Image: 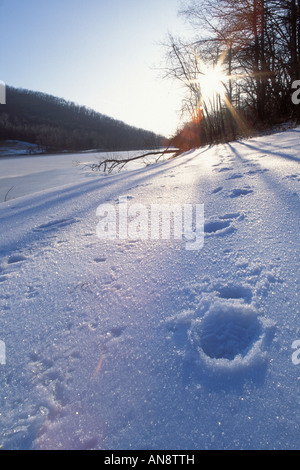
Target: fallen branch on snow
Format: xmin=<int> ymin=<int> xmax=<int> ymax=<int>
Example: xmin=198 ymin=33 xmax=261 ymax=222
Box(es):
xmin=4 ymin=186 xmax=14 ymax=202
xmin=84 ymin=148 xmax=180 ymax=174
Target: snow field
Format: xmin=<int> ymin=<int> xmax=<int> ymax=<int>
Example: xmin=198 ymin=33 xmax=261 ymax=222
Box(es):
xmin=0 ymin=128 xmax=299 ymax=449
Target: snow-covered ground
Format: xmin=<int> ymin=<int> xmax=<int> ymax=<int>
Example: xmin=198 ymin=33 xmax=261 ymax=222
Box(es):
xmin=0 ymin=128 xmax=299 ymax=450
xmin=0 ymin=147 xmax=154 ymax=202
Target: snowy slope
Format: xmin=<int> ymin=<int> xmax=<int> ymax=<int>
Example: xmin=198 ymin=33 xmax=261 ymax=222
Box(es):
xmin=0 ymin=128 xmax=299 ymax=450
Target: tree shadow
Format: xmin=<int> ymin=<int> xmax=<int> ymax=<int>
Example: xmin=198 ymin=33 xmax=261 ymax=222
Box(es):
xmin=236 ymin=140 xmax=300 ymax=163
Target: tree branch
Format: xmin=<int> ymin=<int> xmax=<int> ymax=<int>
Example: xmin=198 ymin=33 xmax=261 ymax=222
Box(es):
xmin=4 ymin=186 xmax=14 ymax=202
xmin=84 ymin=148 xmax=180 ymax=174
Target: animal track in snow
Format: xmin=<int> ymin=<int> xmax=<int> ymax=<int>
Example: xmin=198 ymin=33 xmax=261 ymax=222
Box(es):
xmin=114 ymin=195 xmax=134 ymax=203
xmin=24 ymin=285 xmax=41 ymax=299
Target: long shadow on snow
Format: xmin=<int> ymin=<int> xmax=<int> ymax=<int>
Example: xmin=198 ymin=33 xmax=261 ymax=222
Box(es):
xmin=236 ymin=139 xmax=300 ymax=164
xmin=0 ymin=148 xmax=208 ymax=256
xmin=226 ymin=142 xmax=300 ymax=221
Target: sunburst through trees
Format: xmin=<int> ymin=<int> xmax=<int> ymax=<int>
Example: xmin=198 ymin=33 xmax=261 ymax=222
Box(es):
xmin=164 ymin=0 xmax=300 ymax=149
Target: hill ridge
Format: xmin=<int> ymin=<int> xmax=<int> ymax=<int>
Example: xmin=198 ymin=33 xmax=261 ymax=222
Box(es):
xmin=0 ymin=86 xmax=163 ymax=152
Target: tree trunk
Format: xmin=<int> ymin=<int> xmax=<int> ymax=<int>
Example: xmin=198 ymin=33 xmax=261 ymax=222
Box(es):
xmin=253 ymin=0 xmax=266 ymax=121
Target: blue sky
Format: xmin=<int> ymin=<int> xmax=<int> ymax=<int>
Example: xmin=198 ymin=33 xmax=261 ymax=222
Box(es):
xmin=0 ymin=0 xmax=191 ymax=137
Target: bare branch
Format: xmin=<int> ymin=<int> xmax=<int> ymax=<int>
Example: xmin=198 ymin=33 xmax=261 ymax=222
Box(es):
xmin=4 ymin=186 xmax=14 ymax=202
xmin=84 ymin=148 xmax=180 ymax=174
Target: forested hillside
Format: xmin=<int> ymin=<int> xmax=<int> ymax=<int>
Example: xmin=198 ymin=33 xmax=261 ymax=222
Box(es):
xmin=0 ymin=86 xmax=163 ymax=152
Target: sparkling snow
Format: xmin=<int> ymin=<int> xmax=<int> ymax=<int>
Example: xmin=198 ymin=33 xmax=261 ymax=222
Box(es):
xmin=0 ymin=129 xmax=299 ymax=450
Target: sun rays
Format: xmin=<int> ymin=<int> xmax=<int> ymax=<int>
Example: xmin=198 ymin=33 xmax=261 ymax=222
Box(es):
xmin=185 ymin=46 xmax=252 ymax=137
xmin=199 ymin=63 xmax=228 ymax=102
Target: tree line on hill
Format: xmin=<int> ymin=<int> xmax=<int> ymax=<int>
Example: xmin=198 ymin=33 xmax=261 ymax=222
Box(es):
xmin=0 ymin=86 xmax=164 ymax=152
xmin=164 ymin=0 xmax=300 ymax=150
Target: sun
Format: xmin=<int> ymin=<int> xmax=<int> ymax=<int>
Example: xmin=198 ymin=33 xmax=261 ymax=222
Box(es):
xmin=199 ymin=64 xmax=228 ymax=103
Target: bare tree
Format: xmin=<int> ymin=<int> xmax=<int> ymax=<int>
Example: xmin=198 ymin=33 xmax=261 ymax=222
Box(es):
xmin=163 ymin=0 xmax=300 ymax=147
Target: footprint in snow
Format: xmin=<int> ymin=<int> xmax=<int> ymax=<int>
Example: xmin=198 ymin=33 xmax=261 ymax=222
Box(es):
xmin=211 ymin=186 xmax=223 ymax=194
xmin=226 ymin=173 xmax=244 ymax=180
xmin=214 ymin=281 xmax=253 ymax=303
xmin=219 ymin=212 xmax=245 ymax=220
xmin=167 ymin=297 xmax=275 ymax=375
xmin=246 ymin=168 xmax=269 ymax=176
xmin=286 ymin=174 xmax=300 ymax=182
xmin=216 ymin=166 xmax=234 ymax=173
xmin=189 ymin=301 xmax=262 ymax=361
xmin=0 ymin=254 xmax=28 ymax=286
xmin=229 ymin=187 xmax=253 ymax=198
xmin=94 ymin=257 xmax=106 ymax=263
xmin=204 ymin=219 xmax=233 ymax=235
xmin=106 ymin=325 xmax=126 ymax=339
xmin=204 ymin=212 xmax=243 ymax=236
xmin=7 ymin=254 xmax=27 ymax=264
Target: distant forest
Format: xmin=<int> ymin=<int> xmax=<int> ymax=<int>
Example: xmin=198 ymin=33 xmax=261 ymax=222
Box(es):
xmin=0 ymin=86 xmax=164 ymax=152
